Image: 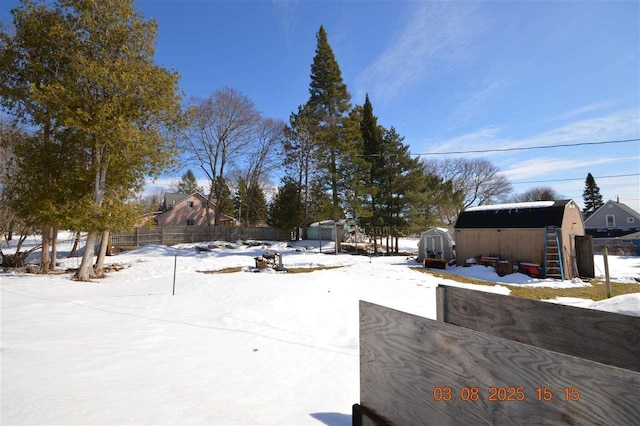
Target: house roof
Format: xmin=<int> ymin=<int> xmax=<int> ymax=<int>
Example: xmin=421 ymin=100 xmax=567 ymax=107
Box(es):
xmin=163 ymin=192 xmax=208 ymax=211
xmin=158 ymin=192 xmax=236 ymax=223
xmin=584 ymin=199 xmax=640 ymax=225
xmin=455 ymin=200 xmax=573 ymax=229
xmin=617 ymin=231 xmax=640 ymax=240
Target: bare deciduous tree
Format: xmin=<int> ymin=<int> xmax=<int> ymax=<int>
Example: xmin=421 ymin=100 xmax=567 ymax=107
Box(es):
xmin=234 ymin=118 xmax=285 ymax=225
xmin=182 ymin=87 xmax=260 ymax=225
xmin=423 ymin=158 xmax=512 ymax=223
xmin=509 ymin=186 xmax=564 ymax=202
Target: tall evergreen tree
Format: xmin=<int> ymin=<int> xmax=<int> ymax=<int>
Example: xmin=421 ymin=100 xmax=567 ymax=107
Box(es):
xmin=582 ymin=172 xmax=604 ymax=218
xmin=377 ymin=126 xmax=425 ymax=227
xmin=340 ymin=105 xmax=371 ymax=222
xmin=305 ymin=25 xmax=351 ymax=220
xmin=360 ymin=94 xmax=385 ymax=226
xmin=284 ymin=104 xmax=317 ymax=237
xmin=173 ymin=169 xmax=203 ymax=194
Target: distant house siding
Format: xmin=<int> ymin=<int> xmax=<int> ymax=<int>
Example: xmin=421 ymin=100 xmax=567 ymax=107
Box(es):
xmin=584 ymin=200 xmax=640 ymax=237
xmin=156 ymin=194 xmax=209 ymax=227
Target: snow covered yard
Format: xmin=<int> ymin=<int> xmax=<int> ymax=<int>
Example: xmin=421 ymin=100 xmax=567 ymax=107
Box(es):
xmin=1 ymin=236 xmax=639 ymax=425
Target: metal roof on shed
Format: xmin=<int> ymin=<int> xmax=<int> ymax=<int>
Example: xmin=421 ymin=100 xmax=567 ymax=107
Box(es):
xmin=454 ymin=200 xmax=572 ymax=229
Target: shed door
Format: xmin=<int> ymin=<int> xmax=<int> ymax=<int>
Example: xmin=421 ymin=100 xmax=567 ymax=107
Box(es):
xmin=428 ymin=235 xmax=444 ymax=259
xmin=575 ymin=235 xmax=595 ymax=278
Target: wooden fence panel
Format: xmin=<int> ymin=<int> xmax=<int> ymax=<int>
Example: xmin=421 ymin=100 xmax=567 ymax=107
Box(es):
xmin=436 ymin=285 xmax=640 ymax=371
xmin=359 ymin=301 xmax=640 ymax=426
xmin=111 ymin=225 xmax=291 ymax=247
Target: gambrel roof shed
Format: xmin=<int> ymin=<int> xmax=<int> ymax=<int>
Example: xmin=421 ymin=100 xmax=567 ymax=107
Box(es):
xmin=455 ymin=200 xmax=571 ymax=229
xmin=454 ymin=200 xmax=589 ymax=279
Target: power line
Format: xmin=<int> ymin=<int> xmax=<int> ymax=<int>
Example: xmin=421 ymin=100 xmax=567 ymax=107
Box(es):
xmin=411 ymin=138 xmax=639 ymax=156
xmin=511 ymin=173 xmax=640 ymax=185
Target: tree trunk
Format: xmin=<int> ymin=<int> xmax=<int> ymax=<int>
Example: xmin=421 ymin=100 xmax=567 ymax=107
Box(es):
xmin=40 ymin=226 xmax=51 ymax=273
xmin=94 ymin=230 xmax=109 ymax=276
xmin=330 ymin=147 xmax=339 ymax=220
xmin=214 ymin=158 xmax=226 ymax=226
xmin=302 ymin=153 xmax=309 ymax=240
xmin=76 ymin=158 xmax=107 ymax=281
xmin=69 ymin=231 xmax=81 ymax=257
xmin=49 ymin=227 xmax=58 ymax=271
xmin=75 ymin=231 xmax=97 ymax=281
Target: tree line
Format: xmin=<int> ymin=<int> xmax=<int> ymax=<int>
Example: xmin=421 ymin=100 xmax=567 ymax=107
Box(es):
xmin=0 ymin=1 xmax=606 ymax=279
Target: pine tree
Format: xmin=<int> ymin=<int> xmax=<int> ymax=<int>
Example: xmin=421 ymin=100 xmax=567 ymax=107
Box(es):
xmin=582 ymin=173 xmax=604 ymax=218
xmin=360 ymin=94 xmax=384 ymax=226
xmin=340 ymin=105 xmax=371 ymax=222
xmin=174 ymin=169 xmax=203 ymax=194
xmin=234 ymin=177 xmax=267 ymax=225
xmin=284 ymin=104 xmax=318 ymax=237
xmin=216 ymin=177 xmax=234 ymax=218
xmin=268 ymin=177 xmax=303 ymax=230
xmin=378 ymin=127 xmax=425 ymax=227
xmin=306 ymin=25 xmax=351 ymax=220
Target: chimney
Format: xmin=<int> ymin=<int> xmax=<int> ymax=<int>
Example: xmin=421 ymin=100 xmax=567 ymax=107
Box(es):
xmin=616 ymin=195 xmax=619 ymax=203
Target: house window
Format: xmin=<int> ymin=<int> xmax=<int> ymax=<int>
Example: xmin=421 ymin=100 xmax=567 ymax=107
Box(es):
xmin=188 ymin=201 xmax=194 ymax=208
xmin=187 ymin=219 xmax=195 ymax=226
xmin=628 ymin=217 xmax=635 ymax=224
xmin=606 ymin=215 xmax=615 ymax=227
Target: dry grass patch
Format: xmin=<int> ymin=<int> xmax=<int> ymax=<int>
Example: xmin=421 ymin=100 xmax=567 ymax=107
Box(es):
xmin=412 ymin=267 xmax=640 ymax=301
xmin=197 ymin=267 xmax=243 ymax=274
xmin=198 ymin=265 xmax=344 ymax=274
xmin=284 ymin=266 xmax=344 ymax=274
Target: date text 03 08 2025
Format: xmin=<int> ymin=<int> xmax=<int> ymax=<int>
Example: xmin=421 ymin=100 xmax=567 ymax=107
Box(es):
xmin=432 ymin=386 xmax=581 ymax=402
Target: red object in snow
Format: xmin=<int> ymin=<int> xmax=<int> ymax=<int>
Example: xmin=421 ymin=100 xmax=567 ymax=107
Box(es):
xmin=519 ymin=262 xmax=541 ymax=277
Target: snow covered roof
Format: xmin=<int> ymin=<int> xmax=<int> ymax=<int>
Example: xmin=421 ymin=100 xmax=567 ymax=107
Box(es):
xmin=466 ymin=201 xmax=554 ymax=212
xmin=455 ymin=200 xmax=573 ymax=229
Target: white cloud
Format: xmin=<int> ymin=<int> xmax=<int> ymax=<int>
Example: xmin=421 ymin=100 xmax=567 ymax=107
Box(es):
xmin=449 ymin=78 xmax=511 ymax=125
xmin=549 ymin=100 xmax=617 ymax=122
xmin=354 ymin=2 xmax=483 ymax=103
xmin=422 ymin=107 xmax=640 ymax=155
xmin=502 ymin=156 xmax=625 ymax=181
xmin=424 ymin=125 xmax=503 ymax=154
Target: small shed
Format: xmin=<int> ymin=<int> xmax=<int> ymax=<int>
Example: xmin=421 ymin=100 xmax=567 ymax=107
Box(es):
xmin=454 ymin=200 xmax=590 ymax=279
xmin=417 ymin=228 xmax=456 ymax=263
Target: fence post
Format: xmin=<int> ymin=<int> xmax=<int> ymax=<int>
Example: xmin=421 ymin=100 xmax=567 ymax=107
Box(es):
xmin=135 ymin=227 xmax=139 ymax=247
xmin=436 ymin=285 xmax=447 ymax=322
xmin=603 ymin=246 xmax=612 ymax=298
xmin=161 ymin=226 xmax=165 ymax=245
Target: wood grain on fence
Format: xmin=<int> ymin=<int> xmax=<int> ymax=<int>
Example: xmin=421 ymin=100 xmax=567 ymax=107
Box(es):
xmin=360 ymin=300 xmax=640 ymax=426
xmin=436 ymin=285 xmax=640 ymax=371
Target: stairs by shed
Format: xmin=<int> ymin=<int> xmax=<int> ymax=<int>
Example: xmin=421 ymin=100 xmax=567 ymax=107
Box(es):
xmin=545 ymin=226 xmax=564 ymax=280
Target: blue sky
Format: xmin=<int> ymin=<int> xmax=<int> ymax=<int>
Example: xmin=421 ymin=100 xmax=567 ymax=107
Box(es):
xmin=2 ymin=0 xmax=639 ymax=211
